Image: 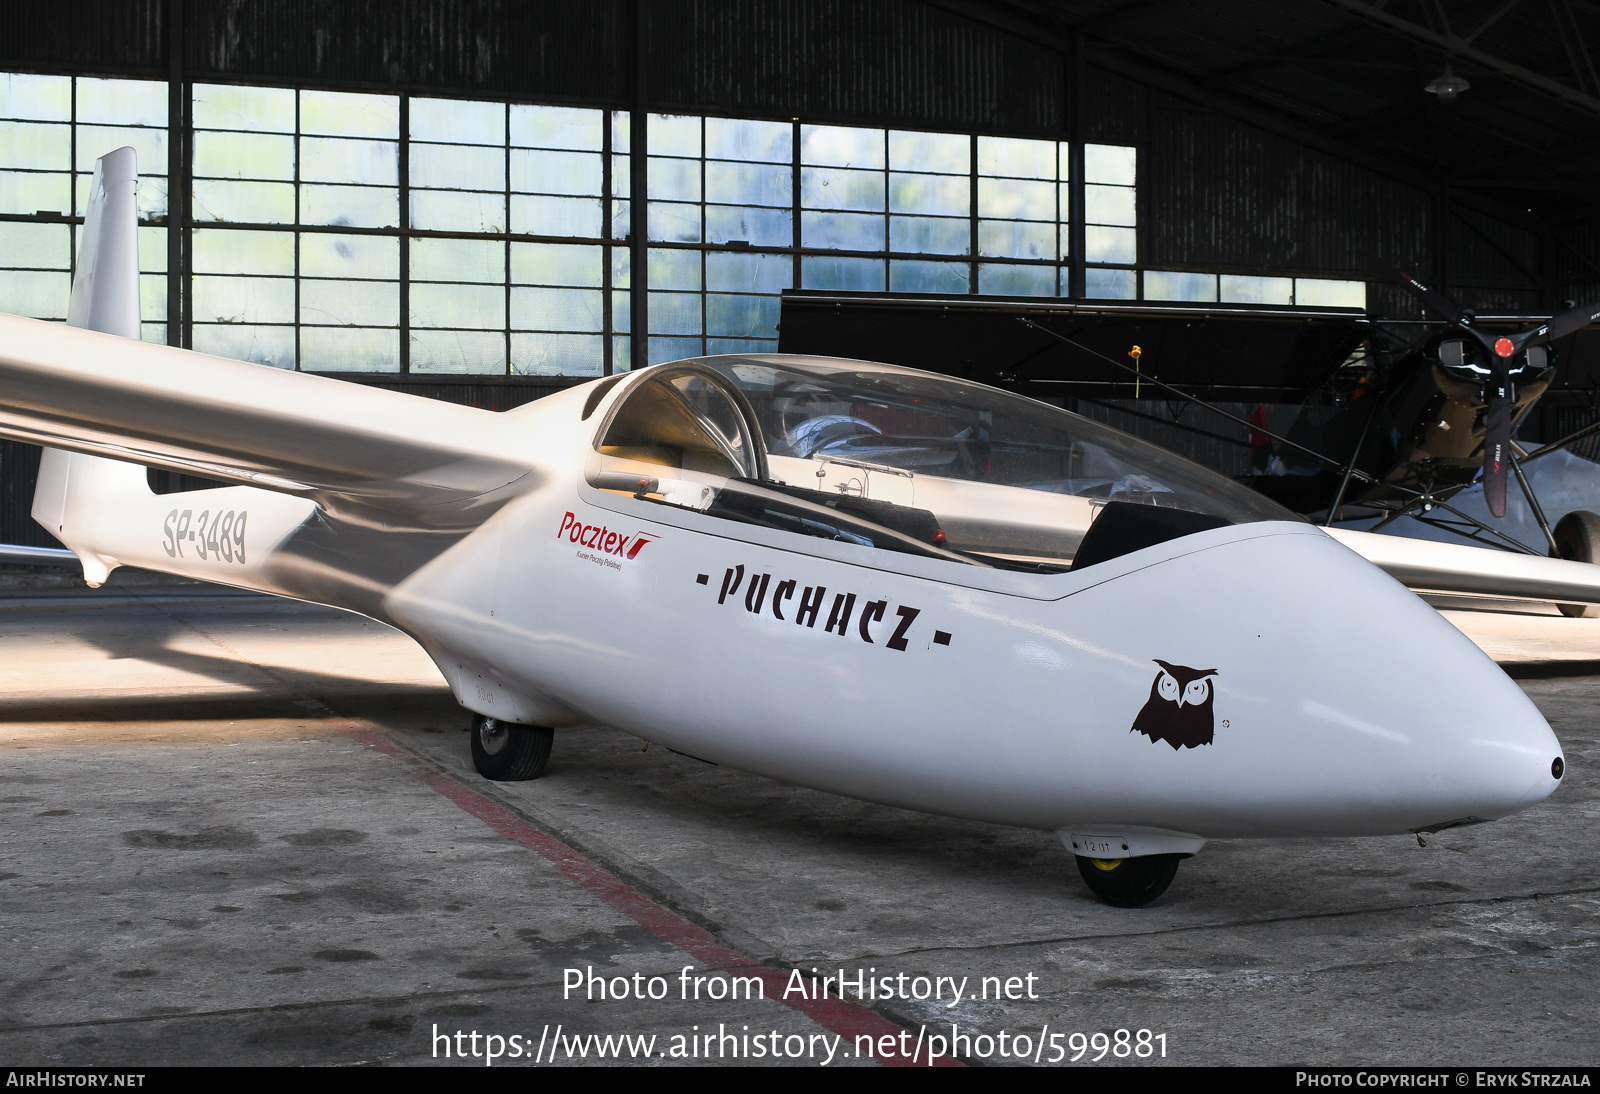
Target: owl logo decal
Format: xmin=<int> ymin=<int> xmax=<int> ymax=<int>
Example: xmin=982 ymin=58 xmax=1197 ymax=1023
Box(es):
xmin=1132 ymin=660 xmax=1219 ymax=750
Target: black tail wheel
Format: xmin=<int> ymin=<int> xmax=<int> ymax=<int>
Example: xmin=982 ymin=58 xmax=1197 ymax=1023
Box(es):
xmin=469 ymin=714 xmax=554 ymax=781
xmin=1552 ymin=510 xmax=1600 ymax=618
xmin=1075 ymin=854 xmax=1181 ymax=907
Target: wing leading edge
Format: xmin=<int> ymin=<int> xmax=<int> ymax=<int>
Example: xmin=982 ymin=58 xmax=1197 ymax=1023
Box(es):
xmin=0 ymin=313 xmax=535 ymax=526
xmin=1329 ymin=528 xmax=1600 ymax=606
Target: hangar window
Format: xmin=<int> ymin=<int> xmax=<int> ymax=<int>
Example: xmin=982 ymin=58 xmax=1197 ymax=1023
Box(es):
xmin=0 ymin=73 xmax=168 ymax=343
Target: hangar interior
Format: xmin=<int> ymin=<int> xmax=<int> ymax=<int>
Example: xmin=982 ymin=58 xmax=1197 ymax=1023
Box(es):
xmin=4 ymin=0 xmax=1599 ymax=544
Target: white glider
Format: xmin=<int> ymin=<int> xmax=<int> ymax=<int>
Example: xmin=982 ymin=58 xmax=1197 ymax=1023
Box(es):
xmin=0 ymin=149 xmax=1573 ymax=905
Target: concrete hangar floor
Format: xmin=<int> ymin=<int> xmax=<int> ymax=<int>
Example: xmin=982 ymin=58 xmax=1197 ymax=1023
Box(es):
xmin=0 ymin=578 xmax=1594 ymax=1068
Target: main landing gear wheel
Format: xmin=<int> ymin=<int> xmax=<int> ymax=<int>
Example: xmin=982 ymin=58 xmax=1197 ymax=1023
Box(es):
xmin=1075 ymin=854 xmax=1180 ymax=907
xmin=469 ymin=714 xmax=554 ymax=781
xmin=1552 ymin=510 xmax=1600 ymax=618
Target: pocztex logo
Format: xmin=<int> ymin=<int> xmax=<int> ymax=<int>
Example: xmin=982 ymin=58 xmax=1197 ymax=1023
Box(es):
xmin=558 ymin=511 xmax=655 ymax=572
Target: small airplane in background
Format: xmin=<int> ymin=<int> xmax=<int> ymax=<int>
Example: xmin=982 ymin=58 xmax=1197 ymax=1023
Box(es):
xmin=0 ymin=149 xmax=1578 ymax=907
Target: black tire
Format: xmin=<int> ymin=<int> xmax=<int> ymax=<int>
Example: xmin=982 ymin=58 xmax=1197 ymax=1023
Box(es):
xmin=1552 ymin=510 xmax=1600 ymax=618
xmin=1075 ymin=854 xmax=1180 ymax=907
xmin=469 ymin=714 xmax=553 ymax=781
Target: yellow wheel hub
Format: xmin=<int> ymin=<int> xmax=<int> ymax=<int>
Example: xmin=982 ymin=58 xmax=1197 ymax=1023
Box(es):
xmin=1091 ymin=858 xmax=1123 ymax=872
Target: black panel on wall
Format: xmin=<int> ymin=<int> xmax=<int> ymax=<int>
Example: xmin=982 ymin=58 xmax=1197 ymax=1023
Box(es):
xmin=187 ymin=0 xmax=626 ymax=100
xmin=0 ymin=0 xmax=166 ymax=75
xmin=645 ymin=0 xmax=1064 ymax=135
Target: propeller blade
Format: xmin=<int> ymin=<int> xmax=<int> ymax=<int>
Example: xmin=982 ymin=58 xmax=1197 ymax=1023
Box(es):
xmin=1527 ymin=300 xmax=1600 ymax=345
xmin=1482 ymin=373 xmax=1513 ymax=519
xmin=1395 ymin=270 xmax=1472 ymax=326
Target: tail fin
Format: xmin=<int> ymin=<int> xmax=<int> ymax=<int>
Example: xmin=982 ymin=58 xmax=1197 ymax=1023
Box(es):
xmin=32 ymin=146 xmax=153 ymax=585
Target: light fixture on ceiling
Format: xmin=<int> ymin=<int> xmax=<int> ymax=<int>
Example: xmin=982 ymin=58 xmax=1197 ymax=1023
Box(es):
xmin=1425 ymin=64 xmax=1470 ymax=103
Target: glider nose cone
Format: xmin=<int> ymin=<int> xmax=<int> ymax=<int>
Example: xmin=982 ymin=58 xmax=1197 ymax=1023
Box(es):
xmin=1084 ymin=526 xmax=1564 ymax=837
xmin=1282 ymin=533 xmax=1565 ymax=831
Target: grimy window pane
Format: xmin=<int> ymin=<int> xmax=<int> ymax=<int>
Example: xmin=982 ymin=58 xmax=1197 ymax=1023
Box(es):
xmin=0 ymin=172 xmax=70 ymax=215
xmin=801 ymin=210 xmax=886 ymax=252
xmin=801 ymin=255 xmax=885 ymax=291
xmin=193 ymin=324 xmax=295 ymax=368
xmin=647 ymin=157 xmax=701 ymax=202
xmin=704 ymin=206 xmax=791 ymax=248
xmin=978 ymin=219 xmax=1056 ymax=261
xmin=1221 ymin=274 xmax=1293 ymax=306
xmin=707 ymin=337 xmax=776 ymax=356
xmin=0 ymin=270 xmax=71 ymax=318
xmin=511 ymin=105 xmax=603 ymax=151
xmin=300 ymin=183 xmax=399 ymax=229
xmin=1086 ymin=267 xmax=1137 ymax=299
xmin=301 ymin=233 xmax=399 ymax=280
xmin=889 ymin=216 xmax=969 ymax=256
xmin=0 ymin=74 xmax=71 ymax=122
xmin=410 ymin=143 xmax=505 ymax=191
xmin=140 ymin=273 xmax=167 ymax=320
xmin=889 ymin=259 xmax=969 ymax=294
xmin=1085 ymin=144 xmax=1137 ymax=186
xmin=511 ymin=149 xmax=601 ymax=196
xmin=648 ymin=336 xmax=703 ymax=365
xmin=648 ymin=114 xmax=701 ymax=159
xmin=409 ymin=282 xmax=506 ymax=329
xmin=1144 ymin=270 xmax=1217 ymax=302
xmin=978 ymin=263 xmax=1055 ymax=296
xmin=76 ymin=125 xmax=166 ymax=174
xmin=1085 ymin=184 xmax=1136 ymax=227
xmin=192 ymin=275 xmax=296 ymax=323
xmin=648 ymin=291 xmax=702 ymax=335
xmin=411 ymin=237 xmax=506 ymax=284
xmin=800 ymin=124 xmax=885 ymax=169
xmin=0 ymin=122 xmax=70 ymax=170
xmin=411 ymin=98 xmax=505 ymax=146
xmin=706 ymin=252 xmax=792 ymax=294
xmin=409 ymin=190 xmax=506 ymax=233
xmin=977 ymin=136 xmax=1058 ymax=180
xmin=410 ymin=329 xmax=507 ymax=374
xmin=301 ymin=327 xmax=401 ymax=372
xmin=888 ymin=131 xmax=968 ymax=174
xmin=0 ymin=221 xmax=70 ymax=267
xmin=511 ymin=194 xmax=603 ymax=238
xmin=800 ymin=166 xmax=885 ymax=212
xmin=77 ymin=78 xmax=167 ymax=127
xmin=511 ymin=242 xmax=604 ymax=287
xmin=888 ymin=172 xmax=969 ymax=216
xmin=299 ymin=278 xmax=400 ymax=326
xmin=192 ymin=228 xmax=295 ymax=275
xmin=138 ymin=226 xmax=168 ymax=273
xmin=193 ymin=131 xmax=295 ymax=180
xmin=705 ymin=161 xmax=790 ymax=207
xmin=193 ymin=85 xmax=295 ymax=133
xmin=977 ymin=177 xmax=1054 ymax=220
xmin=1085 ymin=225 xmax=1136 ymax=265
xmin=300 ymin=90 xmax=398 ymax=140
xmin=704 ymin=117 xmax=791 ymax=163
xmin=511 ymin=286 xmax=604 ymax=331
xmin=647 ymin=202 xmax=702 ymax=243
xmin=192 ymin=179 xmax=295 ymax=224
xmin=512 ymin=332 xmax=604 ymax=377
xmin=647 ymin=248 xmax=701 ymax=291
xmin=706 ymin=293 xmax=781 ymax=338
xmin=1295 ymin=278 xmax=1366 ymax=308
xmin=300 ymin=137 xmax=398 ymax=186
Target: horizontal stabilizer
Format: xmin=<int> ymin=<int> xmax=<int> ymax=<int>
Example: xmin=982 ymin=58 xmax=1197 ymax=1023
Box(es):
xmin=0 ymin=314 xmax=535 ymax=526
xmin=1329 ymin=528 xmax=1600 ymax=606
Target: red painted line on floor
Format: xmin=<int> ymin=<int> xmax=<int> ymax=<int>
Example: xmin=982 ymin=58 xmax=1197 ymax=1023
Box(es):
xmin=346 ymin=728 xmax=960 ymax=1067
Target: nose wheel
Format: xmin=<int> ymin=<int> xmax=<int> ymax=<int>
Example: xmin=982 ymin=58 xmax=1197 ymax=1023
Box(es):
xmin=469 ymin=713 xmax=554 ymax=781
xmin=1076 ymin=854 xmax=1180 ymax=907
